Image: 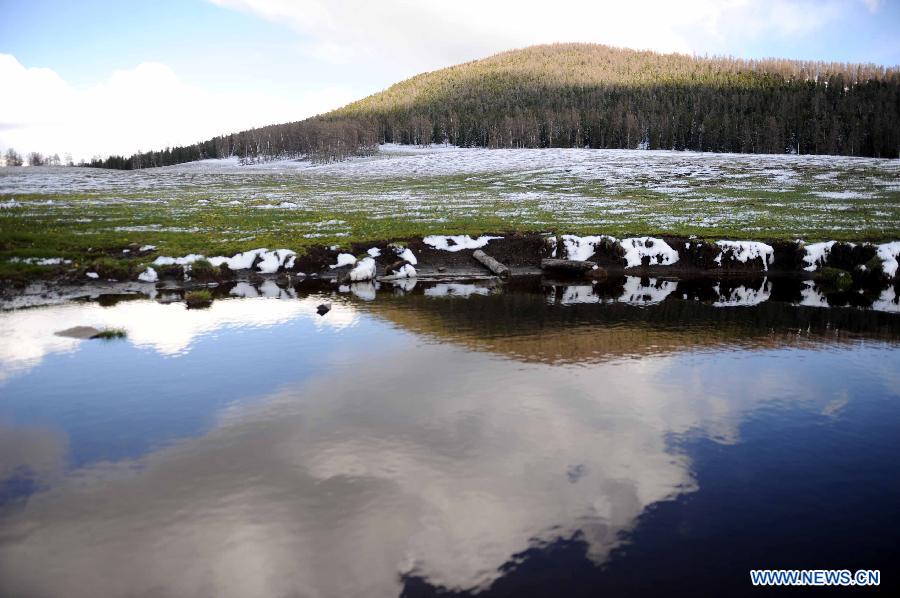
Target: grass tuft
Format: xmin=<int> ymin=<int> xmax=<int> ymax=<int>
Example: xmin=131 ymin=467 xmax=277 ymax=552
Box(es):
xmin=185 ymin=289 xmax=213 ymax=309
xmin=93 ymin=327 xmax=127 ymax=340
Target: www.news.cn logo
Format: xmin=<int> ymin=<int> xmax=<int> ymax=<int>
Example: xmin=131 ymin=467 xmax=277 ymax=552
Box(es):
xmin=750 ymin=569 xmax=880 ymax=587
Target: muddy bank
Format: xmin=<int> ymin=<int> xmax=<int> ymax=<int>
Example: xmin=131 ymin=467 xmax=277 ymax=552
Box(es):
xmin=3 ymin=233 xmax=899 ymax=308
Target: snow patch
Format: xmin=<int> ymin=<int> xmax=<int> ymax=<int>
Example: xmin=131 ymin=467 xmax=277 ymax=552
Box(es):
xmin=8 ymin=257 xmax=71 ymax=265
xmin=254 ymin=249 xmax=296 ymax=274
xmin=561 ymin=235 xmax=612 ymax=261
xmin=330 ymin=253 xmax=357 ymax=269
xmin=802 ymin=241 xmax=836 ymax=271
xmin=714 ymin=241 xmax=775 ymax=271
xmin=153 ymin=254 xmax=206 ymax=266
xmin=156 ymin=248 xmax=296 ymax=273
xmin=137 ymin=267 xmax=158 ymax=283
xmin=620 ymin=237 xmax=679 ymax=268
xmin=394 ymin=247 xmax=417 ymax=265
xmin=380 ymin=264 xmax=416 ymax=280
xmin=423 ymin=235 xmax=502 ymax=252
xmin=367 ymin=247 xmax=381 ymax=257
xmin=139 ymin=245 xmax=157 ymax=252
xmin=86 ymin=272 xmax=99 ymax=279
xmin=876 ymin=242 xmax=900 ymax=278
xmin=349 ymin=257 xmax=376 ymax=281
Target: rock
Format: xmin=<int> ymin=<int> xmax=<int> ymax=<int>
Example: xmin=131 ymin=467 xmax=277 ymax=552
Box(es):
xmin=437 ymin=266 xmax=447 ymax=273
xmin=317 ymin=303 xmax=331 ymax=315
xmin=55 ymin=326 xmax=102 ymax=339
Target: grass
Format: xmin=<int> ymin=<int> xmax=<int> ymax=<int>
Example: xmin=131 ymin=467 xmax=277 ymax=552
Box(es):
xmin=184 ymin=289 xmax=213 ymax=309
xmin=1 ymin=149 xmax=898 ymax=283
xmin=93 ymin=327 xmax=127 ymax=340
xmin=188 ymin=258 xmax=224 ymax=281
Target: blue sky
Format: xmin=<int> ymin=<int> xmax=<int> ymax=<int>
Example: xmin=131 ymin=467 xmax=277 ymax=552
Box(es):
xmin=1 ymin=0 xmax=898 ymax=159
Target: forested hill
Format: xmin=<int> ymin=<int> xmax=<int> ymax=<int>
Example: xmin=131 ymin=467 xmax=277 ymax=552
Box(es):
xmin=92 ymin=43 xmax=900 ymax=169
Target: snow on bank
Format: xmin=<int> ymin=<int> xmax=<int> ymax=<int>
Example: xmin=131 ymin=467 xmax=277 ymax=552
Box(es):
xmin=560 ymin=235 xmax=677 ymax=268
xmin=252 ymin=249 xmax=296 ymax=274
xmin=876 ymin=242 xmax=900 ymax=278
xmin=155 ymin=248 xmax=296 ymax=274
xmin=208 ymin=249 xmax=294 ymax=273
xmin=330 ymin=253 xmax=357 ymax=269
xmin=620 ymin=237 xmax=679 ymax=268
xmin=349 ymin=257 xmax=376 ymax=281
xmin=714 ymin=241 xmax=775 ymax=271
xmin=423 ymin=235 xmax=502 ymax=252
xmin=802 ymin=241 xmax=836 ymax=271
xmin=561 ymin=235 xmax=610 ymax=261
xmin=137 ymin=267 xmax=158 ymax=283
xmin=153 ymin=254 xmax=206 ymax=266
xmin=379 ymin=264 xmax=417 ymax=281
xmin=394 ymin=246 xmax=417 ymax=265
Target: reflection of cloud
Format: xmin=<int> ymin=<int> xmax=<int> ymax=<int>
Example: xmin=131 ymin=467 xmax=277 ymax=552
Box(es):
xmin=0 ymin=422 xmax=67 ymax=484
xmin=0 ymin=338 xmax=849 ymax=597
xmin=0 ymin=297 xmax=358 ymax=381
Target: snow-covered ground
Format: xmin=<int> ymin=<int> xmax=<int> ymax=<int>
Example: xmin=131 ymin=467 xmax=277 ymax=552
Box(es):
xmin=1 ymin=145 xmax=898 ymax=249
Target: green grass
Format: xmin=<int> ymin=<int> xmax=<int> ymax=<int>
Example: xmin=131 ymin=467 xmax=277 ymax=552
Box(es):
xmin=185 ymin=289 xmax=213 ymax=309
xmin=93 ymin=328 xmax=127 ymax=340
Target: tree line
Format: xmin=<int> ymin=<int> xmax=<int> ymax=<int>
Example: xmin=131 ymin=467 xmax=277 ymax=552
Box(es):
xmin=3 ymin=149 xmax=72 ymax=167
xmin=64 ymin=44 xmax=900 ymax=169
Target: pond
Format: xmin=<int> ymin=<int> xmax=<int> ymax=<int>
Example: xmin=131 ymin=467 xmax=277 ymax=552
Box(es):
xmin=1 ymin=276 xmax=899 ymax=597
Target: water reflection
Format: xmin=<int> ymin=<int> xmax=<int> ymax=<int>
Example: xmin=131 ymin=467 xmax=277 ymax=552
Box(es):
xmin=0 ymin=294 xmax=358 ymax=380
xmin=0 ymin=280 xmax=898 ymax=597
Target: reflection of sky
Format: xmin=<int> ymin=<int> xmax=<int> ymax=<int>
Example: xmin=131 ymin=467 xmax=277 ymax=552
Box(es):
xmin=0 ymin=297 xmax=898 ymax=597
xmin=0 ymin=298 xmax=403 ymax=466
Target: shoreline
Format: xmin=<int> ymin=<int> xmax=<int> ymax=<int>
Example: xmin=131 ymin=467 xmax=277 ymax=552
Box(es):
xmin=3 ymin=233 xmax=899 ymax=310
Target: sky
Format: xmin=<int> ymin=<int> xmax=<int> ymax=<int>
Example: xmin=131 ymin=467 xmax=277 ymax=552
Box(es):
xmin=1 ymin=0 xmax=898 ymax=161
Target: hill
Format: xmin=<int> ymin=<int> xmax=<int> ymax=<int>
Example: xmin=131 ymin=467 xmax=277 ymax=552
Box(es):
xmin=92 ymin=43 xmax=900 ymax=168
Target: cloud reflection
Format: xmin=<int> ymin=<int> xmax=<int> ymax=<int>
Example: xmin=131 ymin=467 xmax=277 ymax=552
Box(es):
xmin=0 ymin=296 xmax=358 ymax=381
xmin=0 ymin=336 xmax=854 ymax=598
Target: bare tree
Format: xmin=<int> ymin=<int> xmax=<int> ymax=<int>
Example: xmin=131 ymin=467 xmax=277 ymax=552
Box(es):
xmin=4 ymin=148 xmax=23 ymax=167
xmin=27 ymin=152 xmax=45 ymax=166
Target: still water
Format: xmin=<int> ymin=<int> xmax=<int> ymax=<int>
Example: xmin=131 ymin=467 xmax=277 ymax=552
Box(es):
xmin=1 ymin=277 xmax=899 ymax=597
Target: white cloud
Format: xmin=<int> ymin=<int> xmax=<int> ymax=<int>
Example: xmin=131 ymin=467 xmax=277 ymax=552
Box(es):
xmin=0 ymin=54 xmax=355 ymax=161
xmin=210 ymin=0 xmax=849 ymax=78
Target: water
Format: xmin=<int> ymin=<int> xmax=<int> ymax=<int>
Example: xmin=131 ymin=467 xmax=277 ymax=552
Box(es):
xmin=1 ymin=277 xmax=899 ymax=597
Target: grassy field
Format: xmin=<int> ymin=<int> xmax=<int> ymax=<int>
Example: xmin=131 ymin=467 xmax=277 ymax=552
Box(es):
xmin=1 ymin=145 xmax=898 ymax=281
